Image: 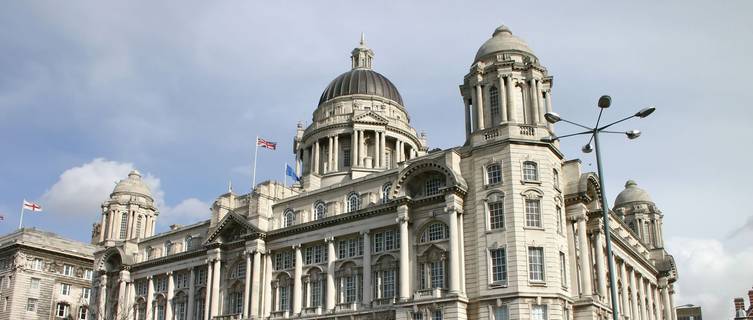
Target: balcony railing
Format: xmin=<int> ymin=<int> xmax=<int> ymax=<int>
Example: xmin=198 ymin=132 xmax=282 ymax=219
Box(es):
xmin=213 ymin=314 xmax=241 ymax=320
xmin=303 ymin=306 xmax=323 ymax=316
xmin=519 ymin=125 xmax=536 ymax=136
xmin=270 ymin=310 xmax=289 ymax=319
xmin=413 ymin=288 xmax=446 ymax=300
xmin=372 ymin=297 xmax=397 ymax=306
xmin=336 ymin=302 xmax=359 ymax=312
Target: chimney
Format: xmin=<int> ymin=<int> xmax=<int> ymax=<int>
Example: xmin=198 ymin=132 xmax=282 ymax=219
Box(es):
xmin=735 ymin=297 xmax=745 ymax=312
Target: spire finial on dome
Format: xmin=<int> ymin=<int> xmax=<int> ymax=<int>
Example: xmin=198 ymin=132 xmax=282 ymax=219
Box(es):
xmin=228 ymin=179 xmax=233 ymax=193
xmin=493 ymin=25 xmax=513 ymax=37
xmin=128 ymin=169 xmax=141 ymax=178
xmin=625 ymin=180 xmax=637 ymax=188
xmin=351 ymin=33 xmax=374 ymax=70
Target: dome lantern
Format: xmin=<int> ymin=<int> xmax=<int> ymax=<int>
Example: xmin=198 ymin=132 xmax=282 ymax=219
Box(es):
xmin=474 ymin=24 xmax=535 ymax=63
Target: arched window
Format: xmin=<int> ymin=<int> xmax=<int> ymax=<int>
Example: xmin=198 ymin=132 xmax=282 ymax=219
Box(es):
xmin=192 ymin=289 xmax=206 ymax=320
xmin=486 ymin=163 xmax=502 ymax=185
xmin=419 ymin=222 xmax=449 ymax=243
xmin=185 ymin=235 xmax=193 ymax=251
xmin=381 ymin=183 xmax=392 ymax=204
xmin=164 ymin=241 xmax=173 ymax=256
xmin=347 ymin=192 xmax=360 ymax=212
xmin=523 ymin=161 xmax=538 ymax=181
xmin=228 ymin=288 xmax=243 ymax=314
xmin=489 ymin=86 xmax=500 ymax=124
xmin=174 ymin=292 xmax=188 ymax=320
xmin=313 ymin=201 xmax=326 ymax=220
xmin=274 ymin=274 xmax=292 ymax=311
xmin=135 ymin=215 xmax=143 ymax=239
xmin=119 ymin=213 xmax=128 ymax=239
xmin=306 ymin=269 xmax=324 ymax=308
xmin=283 ymin=210 xmax=295 ymax=228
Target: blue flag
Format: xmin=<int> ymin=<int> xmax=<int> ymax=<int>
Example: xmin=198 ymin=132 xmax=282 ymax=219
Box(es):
xmin=286 ymin=164 xmax=300 ymax=182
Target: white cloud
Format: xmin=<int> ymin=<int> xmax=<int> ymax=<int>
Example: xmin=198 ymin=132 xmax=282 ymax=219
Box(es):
xmin=667 ymin=237 xmax=753 ymax=319
xmin=41 ymin=158 xmax=209 ymax=232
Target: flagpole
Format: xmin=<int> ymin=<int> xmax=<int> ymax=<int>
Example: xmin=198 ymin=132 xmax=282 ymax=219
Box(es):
xmin=19 ymin=199 xmax=25 ymax=229
xmin=252 ymin=135 xmax=259 ymax=191
xmin=284 ymin=163 xmax=288 ymax=188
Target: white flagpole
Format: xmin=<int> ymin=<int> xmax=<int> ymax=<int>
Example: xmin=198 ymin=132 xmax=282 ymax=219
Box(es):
xmin=19 ymin=199 xmax=25 ymax=229
xmin=252 ymin=136 xmax=259 ymax=191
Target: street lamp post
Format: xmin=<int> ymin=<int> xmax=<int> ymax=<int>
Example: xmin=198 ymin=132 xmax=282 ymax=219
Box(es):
xmin=542 ymin=95 xmax=655 ymax=320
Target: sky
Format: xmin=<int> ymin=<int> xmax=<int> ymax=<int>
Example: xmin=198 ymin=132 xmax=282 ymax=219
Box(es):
xmin=1 ymin=1 xmax=752 ymax=318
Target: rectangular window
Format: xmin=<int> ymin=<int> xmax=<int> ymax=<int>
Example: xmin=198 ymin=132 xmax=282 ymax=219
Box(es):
xmin=433 ymin=310 xmax=443 ymax=320
xmin=382 ymin=270 xmax=395 ymax=298
xmin=494 ymin=305 xmax=509 ymax=320
xmin=311 ymin=280 xmax=322 ymax=307
xmin=553 ymin=169 xmax=560 ymax=188
xmin=83 ymin=287 xmax=91 ymax=301
xmin=488 ymin=201 xmax=505 ymax=229
xmin=343 ymin=149 xmax=351 ymax=167
xmin=490 ymin=248 xmax=507 ymax=283
xmin=33 ymin=258 xmax=43 ymax=270
xmin=26 ymin=298 xmax=37 ymax=312
xmin=314 ymin=245 xmax=324 ymax=263
xmin=431 ymin=261 xmax=444 ymax=288
xmin=425 ymin=178 xmax=442 ymax=196
xmin=531 ymin=305 xmax=547 ymax=320
xmin=84 ymin=269 xmax=93 ymax=280
xmin=412 ymin=312 xmax=424 ymax=320
xmin=79 ymin=306 xmax=88 ymax=320
xmin=305 ymin=247 xmax=313 ymax=265
xmin=487 ymin=164 xmax=502 ymax=185
xmin=61 ymin=283 xmax=71 ymax=296
xmin=525 ymin=199 xmax=542 ymax=228
xmin=344 ymin=276 xmax=356 ymax=303
xmin=528 ymin=247 xmax=545 ymax=282
xmin=30 ymin=277 xmax=40 ymax=289
xmin=196 ymin=268 xmax=207 ymax=285
xmin=560 ymin=252 xmax=567 ymax=288
xmin=63 ymin=264 xmax=73 ymax=276
xmin=279 ymin=286 xmax=289 ymax=311
xmin=374 ymin=232 xmax=384 ymax=252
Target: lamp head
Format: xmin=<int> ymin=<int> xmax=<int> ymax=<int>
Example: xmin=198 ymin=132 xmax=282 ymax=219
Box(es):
xmin=582 ymin=143 xmax=593 ymax=153
xmin=626 ymin=130 xmax=641 ymax=140
xmin=598 ymin=95 xmax=612 ymax=109
xmin=544 ymin=112 xmax=561 ymax=124
xmin=541 ymin=136 xmax=558 ymax=143
xmin=635 ymin=107 xmax=656 ymax=118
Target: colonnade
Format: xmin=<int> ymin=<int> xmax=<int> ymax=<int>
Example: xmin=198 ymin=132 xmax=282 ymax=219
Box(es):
xmin=463 ymin=72 xmax=553 ymax=137
xmin=300 ymin=129 xmax=417 ymax=176
xmin=100 ymin=210 xmax=156 ymax=242
xmin=568 ymin=203 xmax=676 ymax=320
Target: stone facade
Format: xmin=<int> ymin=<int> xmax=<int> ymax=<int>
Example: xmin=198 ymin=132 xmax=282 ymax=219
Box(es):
xmin=90 ymin=25 xmax=679 ymax=320
xmin=0 ymin=228 xmax=97 ymax=320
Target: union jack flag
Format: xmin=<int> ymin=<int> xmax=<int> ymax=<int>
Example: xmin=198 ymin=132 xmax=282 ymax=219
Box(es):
xmin=256 ymin=138 xmax=277 ymax=150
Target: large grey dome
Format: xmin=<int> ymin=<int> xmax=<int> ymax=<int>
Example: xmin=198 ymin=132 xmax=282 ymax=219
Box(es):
xmin=318 ymin=69 xmax=403 ymax=106
xmin=474 ymin=25 xmax=535 ymax=62
xmin=614 ymin=180 xmax=653 ymax=207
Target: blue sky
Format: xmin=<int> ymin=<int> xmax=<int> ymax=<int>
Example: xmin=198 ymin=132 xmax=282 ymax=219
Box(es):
xmin=1 ymin=1 xmax=752 ymax=318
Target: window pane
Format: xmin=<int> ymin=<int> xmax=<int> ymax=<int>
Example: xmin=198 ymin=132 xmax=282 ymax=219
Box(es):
xmin=528 ymin=247 xmax=544 ymax=281
xmin=487 ymin=164 xmax=502 ymax=185
xmin=523 ymin=162 xmax=538 ymax=181
xmin=489 ymin=201 xmax=505 ymax=229
xmin=490 ymin=249 xmax=507 ymax=282
xmin=525 ymin=199 xmax=542 ymax=227
xmin=495 ymin=306 xmax=509 ymax=320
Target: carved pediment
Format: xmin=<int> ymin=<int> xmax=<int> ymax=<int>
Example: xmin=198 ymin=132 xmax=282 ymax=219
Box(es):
xmin=353 ymin=111 xmax=389 ymax=125
xmin=204 ymin=213 xmax=263 ymax=245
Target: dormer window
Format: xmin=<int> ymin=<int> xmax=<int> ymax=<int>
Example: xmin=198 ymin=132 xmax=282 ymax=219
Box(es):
xmin=313 ymin=201 xmax=326 ymax=220
xmin=283 ymin=210 xmax=296 ymax=228
xmin=425 ymin=176 xmax=443 ymax=196
xmin=347 ymin=192 xmax=360 ymax=212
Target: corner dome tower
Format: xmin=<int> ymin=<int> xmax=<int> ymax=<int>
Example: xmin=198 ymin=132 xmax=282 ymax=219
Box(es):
xmin=292 ymin=35 xmax=426 ymax=190
xmin=613 ymin=180 xmax=665 ymax=249
xmin=474 ymin=25 xmax=535 ymax=63
xmin=614 ymin=180 xmax=654 ymax=207
xmin=95 ymin=169 xmax=159 ymax=244
xmin=112 ymin=170 xmax=153 ymax=200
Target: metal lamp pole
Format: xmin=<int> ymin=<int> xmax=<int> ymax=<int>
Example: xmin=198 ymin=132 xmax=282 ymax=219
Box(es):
xmin=542 ymin=95 xmax=655 ymax=320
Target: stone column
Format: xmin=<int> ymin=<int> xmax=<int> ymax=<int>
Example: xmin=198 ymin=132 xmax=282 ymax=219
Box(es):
xmin=166 ymin=272 xmax=174 ymax=320
xmin=360 ymin=130 xmax=367 ymax=167
xmin=545 ymin=90 xmax=553 ymax=114
xmin=594 ymin=230 xmax=608 ymax=299
xmin=187 ymin=268 xmax=195 ymax=320
xmin=505 ymin=75 xmax=517 ymax=122
xmin=292 ymin=244 xmax=303 ymax=315
xmin=127 ymin=281 xmax=136 ymax=320
xmin=529 ymin=79 xmax=540 ymax=124
xmin=575 ymin=211 xmax=593 ymax=297
xmin=250 ymin=250 xmax=262 ymax=318
xmin=333 ymin=134 xmax=339 ymax=171
xmin=125 ymin=211 xmax=133 ymax=239
xmin=646 ymin=281 xmax=655 ymax=320
xmin=620 ymin=262 xmax=630 ymax=319
xmin=98 ymin=274 xmax=108 ymax=320
xmin=204 ymin=263 xmax=212 ymax=320
xmin=309 ymin=146 xmax=315 ymax=174
xmin=397 ymin=205 xmax=410 ymax=301
xmin=373 ymin=132 xmax=380 ymax=169
xmin=447 ymin=205 xmax=460 ymax=294
xmin=243 ymin=251 xmax=252 ymax=318
xmin=458 ymin=212 xmax=466 ymax=293
xmin=463 ymin=99 xmax=472 ymax=136
xmin=639 ymin=275 xmax=648 ymax=320
xmin=117 ymin=271 xmax=128 ymax=320
xmin=146 ymin=276 xmax=154 ymax=320
xmin=536 ymin=80 xmax=546 ymax=124
xmin=314 ymin=140 xmax=320 ymax=174
xmin=630 ymin=269 xmax=639 ymax=320
xmin=475 ymin=82 xmax=485 ymax=130
xmin=263 ymin=253 xmax=273 ymax=317
xmin=670 ymin=285 xmax=677 ymax=320
xmin=653 ymin=285 xmax=662 ymax=320
xmin=99 ymin=213 xmax=107 ymax=242
xmin=660 ymin=279 xmax=671 ymax=320
xmin=498 ymin=73 xmax=508 ymax=123
xmin=210 ymin=257 xmax=221 ymax=318
xmin=325 ymin=237 xmax=336 ymax=311
xmin=326 ymin=136 xmax=333 ymax=173
xmin=296 ymin=150 xmax=302 ymax=177
xmin=352 ymin=131 xmax=359 ymax=168
xmin=380 ymin=132 xmax=386 ymax=168
xmin=361 ymin=230 xmax=372 ymax=306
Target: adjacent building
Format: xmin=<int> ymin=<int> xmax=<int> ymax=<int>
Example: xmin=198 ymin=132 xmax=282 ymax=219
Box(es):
xmin=90 ymin=25 xmax=679 ymax=320
xmin=675 ymin=304 xmax=701 ymax=320
xmin=0 ymin=228 xmax=97 ymax=320
xmin=734 ymin=289 xmax=753 ymax=320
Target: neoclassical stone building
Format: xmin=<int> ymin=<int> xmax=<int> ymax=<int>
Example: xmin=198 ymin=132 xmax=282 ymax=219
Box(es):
xmin=90 ymin=25 xmax=679 ymax=320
